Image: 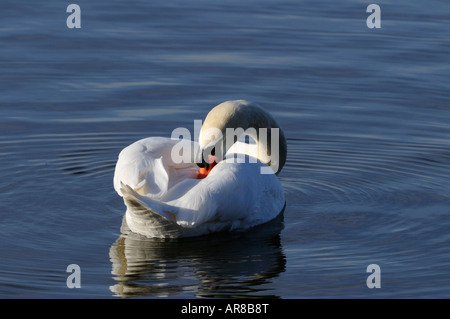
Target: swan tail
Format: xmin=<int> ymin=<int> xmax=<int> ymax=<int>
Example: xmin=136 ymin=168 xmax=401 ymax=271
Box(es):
xmin=119 ymin=182 xmax=182 ymax=237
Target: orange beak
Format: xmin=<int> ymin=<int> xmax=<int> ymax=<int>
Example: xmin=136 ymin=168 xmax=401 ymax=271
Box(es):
xmin=197 ymin=155 xmax=218 ymax=179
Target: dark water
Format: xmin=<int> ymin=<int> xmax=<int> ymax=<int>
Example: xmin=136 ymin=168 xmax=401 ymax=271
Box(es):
xmin=1 ymin=0 xmax=449 ymax=298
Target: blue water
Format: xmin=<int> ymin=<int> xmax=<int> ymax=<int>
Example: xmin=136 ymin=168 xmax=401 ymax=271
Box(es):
xmin=1 ymin=0 xmax=449 ymax=298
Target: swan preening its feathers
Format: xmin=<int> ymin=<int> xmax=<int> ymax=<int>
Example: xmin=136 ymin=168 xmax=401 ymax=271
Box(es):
xmin=113 ymin=100 xmax=287 ymax=238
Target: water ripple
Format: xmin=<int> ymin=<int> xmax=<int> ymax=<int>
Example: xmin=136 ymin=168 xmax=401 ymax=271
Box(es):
xmin=282 ymin=136 xmax=450 ymax=209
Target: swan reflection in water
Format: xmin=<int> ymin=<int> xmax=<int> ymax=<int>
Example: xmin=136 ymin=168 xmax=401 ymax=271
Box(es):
xmin=109 ymin=212 xmax=286 ymax=298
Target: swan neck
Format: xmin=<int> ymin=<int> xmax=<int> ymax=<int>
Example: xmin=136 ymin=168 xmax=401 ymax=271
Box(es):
xmin=200 ymin=100 xmax=287 ymax=174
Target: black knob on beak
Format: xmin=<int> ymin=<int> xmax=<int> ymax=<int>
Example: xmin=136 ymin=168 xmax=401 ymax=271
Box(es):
xmin=196 ymin=147 xmax=215 ymax=168
xmin=197 ymin=156 xmax=208 ymax=168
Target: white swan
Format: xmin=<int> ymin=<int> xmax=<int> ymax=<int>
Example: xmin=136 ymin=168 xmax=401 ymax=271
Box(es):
xmin=113 ymin=100 xmax=287 ymax=238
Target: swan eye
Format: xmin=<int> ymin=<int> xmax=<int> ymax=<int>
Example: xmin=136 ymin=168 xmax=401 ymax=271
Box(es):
xmin=204 ymin=145 xmax=216 ymax=160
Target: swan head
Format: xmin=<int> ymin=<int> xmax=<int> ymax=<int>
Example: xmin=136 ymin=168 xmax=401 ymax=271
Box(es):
xmin=198 ymin=100 xmax=287 ymax=175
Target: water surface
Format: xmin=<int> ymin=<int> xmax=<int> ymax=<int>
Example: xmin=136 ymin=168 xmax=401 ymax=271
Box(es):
xmin=1 ymin=0 xmax=449 ymax=298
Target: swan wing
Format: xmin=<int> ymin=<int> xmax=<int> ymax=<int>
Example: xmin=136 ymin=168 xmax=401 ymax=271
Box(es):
xmin=113 ymin=137 xmax=199 ymax=198
xmin=120 ymin=182 xmax=183 ymax=238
